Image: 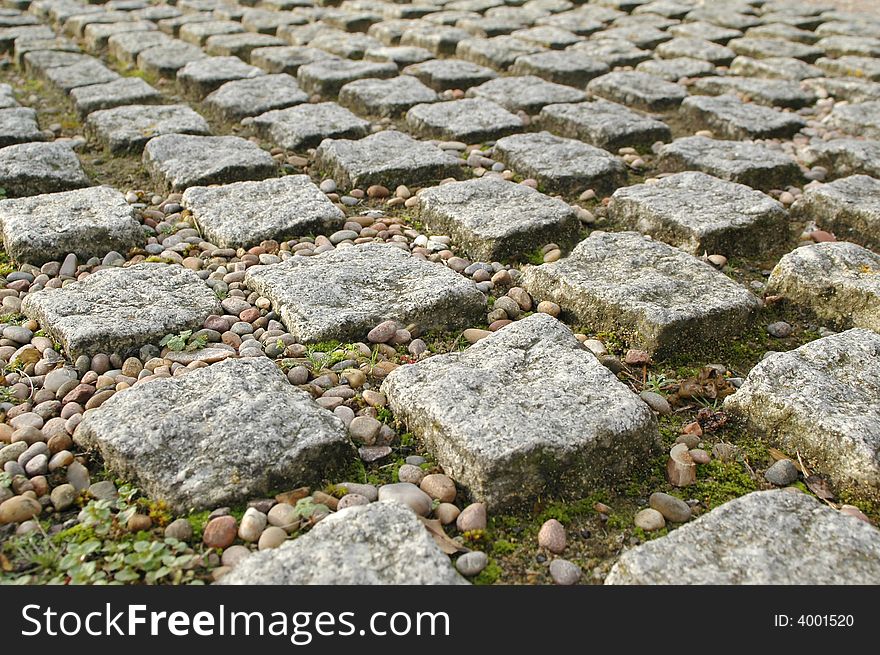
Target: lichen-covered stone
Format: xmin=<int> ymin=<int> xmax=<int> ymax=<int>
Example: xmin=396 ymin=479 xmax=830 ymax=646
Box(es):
xmin=0 ymin=141 xmax=90 ymax=197
xmin=538 ymin=100 xmax=671 ymax=151
xmin=520 ymin=231 xmax=760 ymax=354
xmin=251 ymin=102 xmax=370 ymax=151
xmin=382 ymin=314 xmax=659 ymax=508
xmin=791 ymin=175 xmax=880 ymax=248
xmin=724 ymin=330 xmax=880 ymax=503
xmin=86 ymin=104 xmax=210 ymax=154
xmin=21 ymin=263 xmax=220 ymax=358
xmin=75 ymin=357 xmax=354 ymax=513
xmin=606 ymin=490 xmax=880 ymax=584
xmin=417 ymin=177 xmax=579 ymax=261
xmin=798 ymin=139 xmax=880 ymax=180
xmin=182 ymin=175 xmax=344 ymax=248
xmin=607 ymin=171 xmax=788 ymax=256
xmin=245 ymin=243 xmax=486 ymax=343
xmin=219 ymin=501 xmax=467 ymax=584
xmin=587 ymin=71 xmax=688 ymax=112
xmin=203 ymin=73 xmax=308 ymax=121
xmin=680 ymin=94 xmax=806 ymax=139
xmin=766 ymin=242 xmax=880 ymax=332
xmin=466 ymin=75 xmax=586 ymax=113
xmin=69 ymin=77 xmax=162 ymax=117
xmin=0 ymin=186 xmax=141 ymax=265
xmin=405 ymin=98 xmax=523 ymax=142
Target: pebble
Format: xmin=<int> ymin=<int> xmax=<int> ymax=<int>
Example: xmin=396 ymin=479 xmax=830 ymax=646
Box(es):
xmin=0 ymin=496 xmax=41 ymax=524
xmin=634 ymin=508 xmax=666 ymax=531
xmin=349 ymin=415 xmax=382 ymax=445
xmin=164 ymin=517 xmax=193 ymax=541
xmin=50 ymin=483 xmax=77 ymax=511
xmin=648 ymin=492 xmax=691 ymax=523
xmin=377 ymin=482 xmax=433 ymax=516
xmin=338 ymin=482 xmax=378 ymax=501
xmin=203 ymin=515 xmax=237 ymax=549
xmin=267 ymin=502 xmax=299 ymax=530
xmin=238 ymin=507 xmax=267 ymax=542
xmin=767 ymin=321 xmax=793 ymax=338
xmin=398 ymin=463 xmax=425 ymax=485
xmin=639 ymin=390 xmax=672 ymax=415
xmin=367 ymin=319 xmax=399 ymax=343
xmin=456 ymin=551 xmax=488 ymax=576
xmin=549 ymin=559 xmax=581 ymax=585
xmin=337 ymin=493 xmax=370 ymax=510
xmin=536 ymin=300 xmax=560 ymax=317
xmin=538 ymin=518 xmax=566 ymax=553
xmin=258 ymin=526 xmax=288 ymax=550
xmin=764 ymin=459 xmax=799 ymax=486
xmin=127 ymin=514 xmax=153 ymax=532
xmin=689 ymin=448 xmax=710 ymax=465
xmin=435 ymin=502 xmax=460 ymax=525
xmin=456 ymin=502 xmax=487 ymax=532
xmin=420 ymin=473 xmax=456 ymax=502
xmin=89 ymin=480 xmax=117 ymax=500
xmin=67 ymin=461 xmax=90 ymax=491
xmin=463 ymin=328 xmax=491 ymax=343
xmin=221 ymin=545 xmax=251 ymax=567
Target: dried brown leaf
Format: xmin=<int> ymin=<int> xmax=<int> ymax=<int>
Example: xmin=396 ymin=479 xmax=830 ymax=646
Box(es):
xmin=420 ymin=517 xmax=469 ymax=554
xmin=805 ymin=475 xmax=835 ymax=501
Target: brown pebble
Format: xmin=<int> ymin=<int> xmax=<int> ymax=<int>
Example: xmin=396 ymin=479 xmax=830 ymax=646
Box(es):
xmin=538 ymin=518 xmax=566 ymax=553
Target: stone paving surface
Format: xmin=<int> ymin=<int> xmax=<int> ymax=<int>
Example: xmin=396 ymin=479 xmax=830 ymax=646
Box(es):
xmin=1 ymin=0 xmax=880 ymax=587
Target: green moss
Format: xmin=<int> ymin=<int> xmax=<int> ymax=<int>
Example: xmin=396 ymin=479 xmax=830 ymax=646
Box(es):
xmin=491 ymin=539 xmax=517 ymax=555
xmin=186 ymin=511 xmax=211 ymax=541
xmin=691 ymin=459 xmax=757 ymax=509
xmin=472 ymin=559 xmax=503 ymax=585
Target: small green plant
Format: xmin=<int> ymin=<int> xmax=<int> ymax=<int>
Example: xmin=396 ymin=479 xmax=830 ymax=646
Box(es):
xmin=159 ymin=330 xmax=207 ymax=352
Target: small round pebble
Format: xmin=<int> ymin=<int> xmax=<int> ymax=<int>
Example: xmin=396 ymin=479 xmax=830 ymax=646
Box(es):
xmin=549 ymin=559 xmax=581 ymax=585
xmin=537 ymin=518 xmax=566 ymax=553
xmin=764 ymin=459 xmax=799 ymax=486
xmin=634 ymin=508 xmax=666 ymax=531
xmin=456 ymin=551 xmax=488 ymax=577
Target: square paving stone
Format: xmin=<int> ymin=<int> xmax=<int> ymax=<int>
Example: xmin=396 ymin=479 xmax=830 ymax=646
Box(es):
xmin=657 ymin=136 xmax=802 ymax=191
xmin=680 ymin=94 xmax=807 ymax=140
xmin=567 ymin=39 xmax=651 ymax=68
xmin=511 ymin=50 xmax=608 ymax=87
xmin=0 ymin=185 xmax=142 ymax=266
xmin=816 ymin=56 xmax=880 ymax=83
xmin=74 ymin=357 xmax=353 ymax=513
xmin=728 ymin=37 xmax=823 ymax=63
xmin=21 ymin=262 xmax=220 ymax=358
xmin=655 ymin=37 xmax=735 ymax=65
xmin=607 ymin=171 xmax=788 ymax=257
xmin=0 ymin=141 xmax=90 ymax=197
xmin=456 ymin=35 xmax=546 ymax=71
xmin=279 ymin=23 xmax=347 ymax=47
xmin=0 ymin=107 xmax=46 ymax=148
xmin=250 ymin=45 xmax=339 ymax=74
xmin=70 ymin=77 xmax=163 ymax=117
xmin=493 ymin=131 xmax=626 ymax=195
xmin=179 ymin=19 xmax=245 ymax=46
xmin=685 ymin=7 xmax=762 ymax=31
xmin=520 ymin=230 xmax=760 ymax=355
xmin=406 ymin=98 xmax=524 ymax=143
xmin=466 ymin=75 xmax=586 ymax=113
xmin=368 ymin=18 xmax=423 ymax=46
xmin=40 ymin=58 xmax=121 ymax=92
xmin=82 ymin=19 xmax=157 ymax=51
xmin=724 ymin=328 xmax=880 ymax=504
xmin=402 ymin=58 xmax=498 ymax=91
xmin=241 ymin=8 xmax=309 ymax=34
xmin=802 ymin=77 xmax=880 ymax=104
xmin=21 ymin=49 xmax=91 ymax=74
xmin=586 ymin=71 xmax=687 ymax=112
xmin=746 ymin=22 xmax=820 ymax=45
xmin=381 ymin=313 xmax=658 ymax=508
xmin=63 ymin=11 xmax=135 ymax=39
xmin=538 ymin=99 xmax=671 ymax=151
xmin=314 ymin=130 xmax=463 ymax=189
xmin=251 ymin=102 xmax=371 ymax=151
xmin=338 ymin=76 xmax=438 ymax=117
xmin=0 ymin=25 xmax=53 ymax=52
xmin=203 ymin=73 xmax=308 ymax=121
xmin=296 ymin=59 xmax=398 ymax=97
xmin=799 ymin=138 xmax=880 ymax=180
xmin=86 ymin=104 xmax=211 ymax=154
xmin=456 ymin=16 xmax=527 ymax=38
xmin=816 ymin=36 xmax=880 ymax=58
xmin=690 ymin=76 xmax=816 ymax=109
xmin=509 ymin=25 xmax=583 ymax=50
xmin=417 ymin=177 xmax=579 ymax=260
xmin=177 ymin=56 xmax=266 ymax=99
xmin=244 ymin=242 xmax=487 ymax=343
xmin=827 ymin=101 xmax=880 ymax=140
xmin=182 ymin=174 xmax=344 ymax=248
xmin=143 ymin=134 xmax=278 ymax=192
xmin=399 ymin=24 xmax=474 ymax=55
xmin=635 ymin=57 xmax=716 ymax=82
xmin=791 ymin=175 xmax=880 ymax=249
xmin=107 ymin=30 xmax=172 ymax=66
xmin=308 ymin=32 xmax=382 ymax=60
xmin=137 ymin=40 xmax=206 ymax=78
xmin=204 ymin=32 xmax=286 ymax=61
xmin=590 ymin=25 xmax=671 ymax=50
xmin=766 ymin=242 xmax=880 ymax=333
xmin=534 ymin=11 xmax=607 ymax=36
xmin=729 ymin=55 xmax=823 ymax=80
xmin=364 ymin=45 xmax=434 ymax=66
xmin=13 ymin=37 xmax=80 ymax=67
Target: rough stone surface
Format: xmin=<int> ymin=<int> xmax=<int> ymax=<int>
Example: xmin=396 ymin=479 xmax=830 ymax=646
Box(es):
xmin=791 ymin=174 xmax=880 ymax=248
xmin=520 ymin=231 xmax=760 ymax=355
xmin=40 ymin=58 xmax=121 ymax=93
xmin=182 ymin=175 xmax=344 ymax=248
xmin=606 ymin=490 xmax=880 ymax=584
xmin=402 ymin=58 xmax=498 ymax=91
xmin=493 ymin=131 xmax=626 ymax=195
xmin=244 ymin=243 xmax=486 ymax=343
xmin=607 ymin=171 xmax=788 ymax=256
xmin=587 ymin=71 xmax=687 ymax=111
xmin=0 ymin=186 xmax=142 ymax=266
xmin=657 ymin=136 xmax=802 ymax=191
xmin=75 ymin=358 xmax=353 ymax=513
xmin=511 ymin=50 xmax=609 ymax=87
xmin=143 ymin=134 xmax=277 ymax=192
xmin=314 ymin=130 xmax=462 ymax=189
xmin=466 ymin=75 xmax=586 ymax=113
xmin=766 ymin=243 xmax=880 ymax=333
xmin=0 ymin=141 xmax=90 ymax=197
xmin=338 ymin=76 xmax=438 ymax=117
xmin=86 ymin=104 xmax=211 ymax=154
xmin=382 ymin=314 xmax=659 ymax=508
xmin=203 ymin=74 xmax=308 ymax=121
xmin=406 ymin=98 xmax=523 ymax=142
xmin=70 ymin=77 xmax=163 ymax=117
xmin=296 ymin=58 xmax=398 ymax=97
xmin=690 ymin=76 xmax=815 ymax=109
xmin=249 ymin=46 xmax=337 ymax=75
xmin=219 ymin=501 xmax=467 ymax=584
xmin=725 ymin=330 xmax=880 ymax=504
xmin=137 ymin=41 xmax=206 ymax=78
xmin=177 ymin=56 xmax=264 ymax=99
xmin=417 ymin=177 xmax=580 ymax=261
xmin=252 ymin=102 xmax=370 ymax=151
xmin=799 ymin=139 xmax=880 ymax=180
xmin=21 ymin=263 xmax=220 ymax=358
xmin=0 ymin=107 xmax=46 ymax=148
xmin=680 ymin=94 xmax=806 ymax=140
xmin=539 ymin=100 xmax=671 ymax=151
